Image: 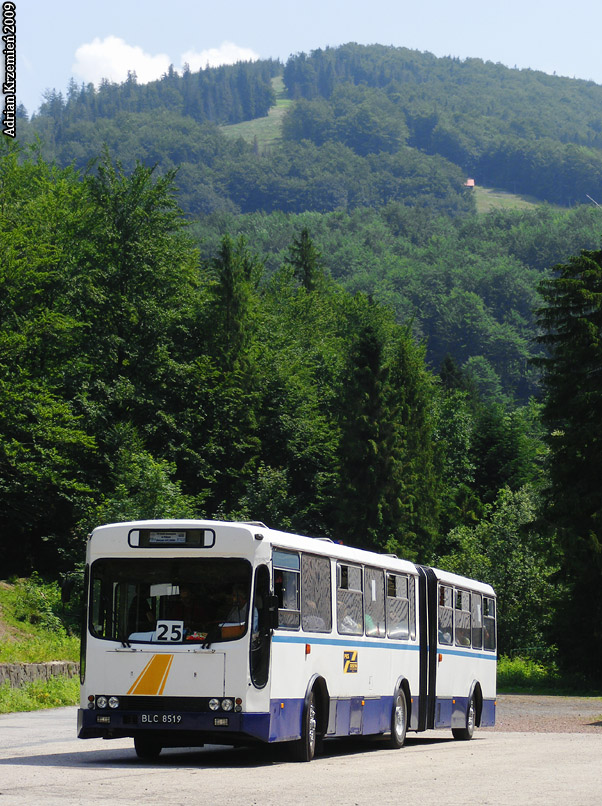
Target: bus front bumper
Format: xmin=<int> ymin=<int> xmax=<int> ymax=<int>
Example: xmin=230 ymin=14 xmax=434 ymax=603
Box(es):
xmin=77 ymin=707 xmax=271 ymax=744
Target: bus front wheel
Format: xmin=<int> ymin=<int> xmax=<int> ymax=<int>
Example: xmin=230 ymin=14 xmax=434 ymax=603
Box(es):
xmin=389 ymin=689 xmax=408 ymax=749
xmin=134 ymin=735 xmax=162 ymax=760
xmin=292 ymin=690 xmax=318 ymax=762
xmin=452 ymin=695 xmax=475 ymax=741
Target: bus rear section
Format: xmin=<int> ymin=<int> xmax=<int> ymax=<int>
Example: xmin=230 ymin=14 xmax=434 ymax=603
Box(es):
xmin=416 ymin=566 xmax=497 ymax=738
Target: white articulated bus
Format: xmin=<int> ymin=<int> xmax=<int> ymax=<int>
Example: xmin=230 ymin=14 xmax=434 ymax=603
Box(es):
xmin=78 ymin=520 xmax=496 ymax=761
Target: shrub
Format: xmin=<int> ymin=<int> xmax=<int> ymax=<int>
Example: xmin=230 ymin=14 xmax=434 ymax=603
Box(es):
xmin=11 ymin=574 xmax=64 ymax=632
xmin=498 ymin=654 xmax=561 ymax=691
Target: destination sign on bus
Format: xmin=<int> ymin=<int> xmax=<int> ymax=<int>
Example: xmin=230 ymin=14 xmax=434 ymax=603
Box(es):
xmin=150 ymin=531 xmax=187 ymax=544
xmin=128 ymin=528 xmax=216 ymax=548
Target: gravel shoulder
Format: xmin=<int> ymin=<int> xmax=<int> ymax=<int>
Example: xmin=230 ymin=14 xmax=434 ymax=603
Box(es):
xmin=490 ymin=693 xmax=602 ymax=733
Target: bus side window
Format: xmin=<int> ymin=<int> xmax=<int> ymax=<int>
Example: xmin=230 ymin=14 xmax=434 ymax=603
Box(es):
xmin=472 ymin=592 xmax=483 ymax=649
xmin=386 ymin=573 xmax=410 ymax=639
xmin=301 ymin=554 xmax=332 ymax=633
xmin=273 ymin=549 xmax=300 ymax=630
xmin=438 ymin=585 xmax=453 ymax=645
xmin=337 ymin=563 xmax=363 ymax=635
xmin=364 ymin=567 xmax=386 ymax=637
xmin=483 ymin=597 xmax=496 ymax=651
xmin=455 ymin=590 xmax=471 ymax=647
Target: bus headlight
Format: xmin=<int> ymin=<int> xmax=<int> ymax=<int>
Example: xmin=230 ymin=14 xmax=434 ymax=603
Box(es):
xmin=108 ymin=696 xmax=120 ymax=709
xmin=221 ymin=698 xmax=233 ymax=712
xmin=209 ymin=698 xmax=220 ymax=711
xmin=96 ymin=696 xmax=108 ymax=709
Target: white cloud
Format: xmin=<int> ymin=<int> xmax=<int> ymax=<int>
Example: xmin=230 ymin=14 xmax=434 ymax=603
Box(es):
xmin=180 ymin=41 xmax=260 ymax=72
xmin=72 ymin=36 xmax=170 ymax=86
xmin=72 ymin=37 xmax=260 ymax=90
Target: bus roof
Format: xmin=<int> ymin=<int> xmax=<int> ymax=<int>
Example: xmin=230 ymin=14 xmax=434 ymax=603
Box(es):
xmin=88 ymin=519 xmax=494 ymax=596
xmin=431 ymin=567 xmax=496 ymax=597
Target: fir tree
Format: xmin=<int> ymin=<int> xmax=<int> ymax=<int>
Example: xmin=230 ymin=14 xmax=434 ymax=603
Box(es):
xmin=335 ymin=300 xmax=392 ymax=550
xmin=288 ymin=227 xmax=324 ymax=292
xmin=536 ymin=248 xmax=602 ymax=671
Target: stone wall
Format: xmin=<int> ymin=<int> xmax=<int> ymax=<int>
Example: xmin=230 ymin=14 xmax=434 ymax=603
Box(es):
xmin=0 ymin=661 xmax=79 ymax=688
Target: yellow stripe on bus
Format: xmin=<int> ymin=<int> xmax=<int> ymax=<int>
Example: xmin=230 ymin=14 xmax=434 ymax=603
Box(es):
xmin=127 ymin=654 xmax=174 ymax=696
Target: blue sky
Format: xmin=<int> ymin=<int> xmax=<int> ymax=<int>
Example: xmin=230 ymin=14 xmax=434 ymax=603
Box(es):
xmin=14 ymin=0 xmax=602 ymax=116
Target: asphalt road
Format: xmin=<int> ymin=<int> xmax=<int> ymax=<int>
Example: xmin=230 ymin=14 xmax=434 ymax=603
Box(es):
xmin=0 ymin=705 xmax=601 ymax=805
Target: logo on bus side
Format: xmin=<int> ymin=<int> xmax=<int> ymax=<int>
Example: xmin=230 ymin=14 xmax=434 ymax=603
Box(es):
xmin=343 ymin=650 xmax=358 ymax=673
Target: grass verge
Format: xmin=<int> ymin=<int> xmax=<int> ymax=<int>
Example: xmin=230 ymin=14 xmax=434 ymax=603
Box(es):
xmin=0 ymin=675 xmax=79 ymax=714
xmin=0 ymin=576 xmax=81 ymax=714
xmin=0 ymin=633 xmax=79 ymax=664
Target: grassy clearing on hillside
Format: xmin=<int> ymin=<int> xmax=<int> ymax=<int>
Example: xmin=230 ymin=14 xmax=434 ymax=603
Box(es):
xmin=220 ymin=75 xmax=292 ymax=150
xmin=474 ymin=185 xmax=542 ymax=213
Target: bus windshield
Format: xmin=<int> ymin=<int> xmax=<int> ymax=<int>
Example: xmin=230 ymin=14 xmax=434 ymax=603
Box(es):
xmin=90 ymin=557 xmax=252 ymax=644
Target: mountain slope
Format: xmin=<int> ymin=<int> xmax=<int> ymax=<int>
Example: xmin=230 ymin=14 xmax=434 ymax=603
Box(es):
xmin=21 ymin=43 xmax=602 ymax=217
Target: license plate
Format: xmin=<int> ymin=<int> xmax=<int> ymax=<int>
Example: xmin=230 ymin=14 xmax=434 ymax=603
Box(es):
xmin=140 ymin=713 xmax=183 ymax=725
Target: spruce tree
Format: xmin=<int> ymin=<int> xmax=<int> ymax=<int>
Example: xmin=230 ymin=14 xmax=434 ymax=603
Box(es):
xmin=386 ymin=328 xmax=439 ymax=560
xmin=536 ymin=248 xmax=602 ymax=671
xmin=334 ymin=299 xmax=439 ymax=558
xmin=335 ymin=300 xmax=392 ymax=550
xmin=288 ymin=227 xmax=324 ymax=292
xmin=203 ymin=236 xmax=262 ymax=513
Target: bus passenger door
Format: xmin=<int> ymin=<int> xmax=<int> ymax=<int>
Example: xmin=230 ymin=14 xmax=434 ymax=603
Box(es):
xmin=416 ymin=566 xmax=438 ymax=731
xmin=250 ymin=565 xmax=272 ymax=689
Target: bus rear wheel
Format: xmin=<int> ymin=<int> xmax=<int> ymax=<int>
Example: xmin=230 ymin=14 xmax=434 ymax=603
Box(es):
xmin=389 ymin=689 xmax=408 ymax=749
xmin=134 ymin=735 xmax=162 ymax=760
xmin=292 ymin=690 xmax=318 ymax=762
xmin=452 ymin=695 xmax=475 ymax=741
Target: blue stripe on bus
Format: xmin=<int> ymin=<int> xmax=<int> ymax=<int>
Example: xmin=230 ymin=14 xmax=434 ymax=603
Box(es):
xmin=438 ymin=646 xmax=497 ymax=661
xmin=273 ymin=634 xmax=419 ymax=651
xmin=272 ymin=633 xmax=497 ymax=661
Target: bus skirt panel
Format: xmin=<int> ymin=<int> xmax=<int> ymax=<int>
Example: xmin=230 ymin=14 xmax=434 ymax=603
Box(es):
xmin=480 ymin=697 xmax=496 ymax=726
xmin=77 ymin=694 xmax=493 ymax=744
xmin=79 ymin=695 xmax=401 ymax=744
xmin=436 ymin=696 xmax=496 ymax=729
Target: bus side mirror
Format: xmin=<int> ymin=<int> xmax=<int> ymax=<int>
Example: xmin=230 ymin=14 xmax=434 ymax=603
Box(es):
xmin=267 ymin=594 xmax=280 ymax=630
